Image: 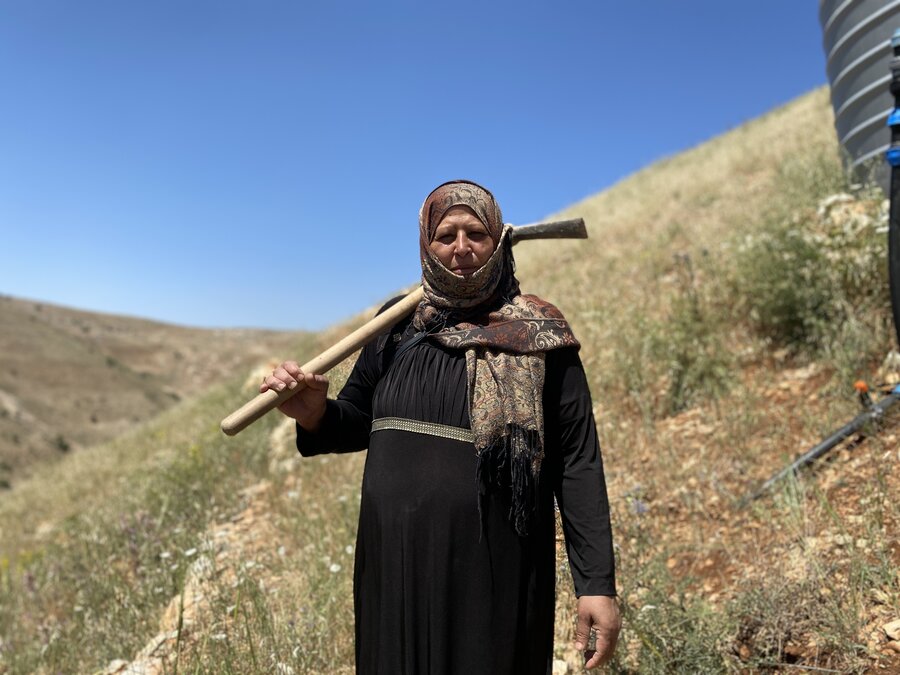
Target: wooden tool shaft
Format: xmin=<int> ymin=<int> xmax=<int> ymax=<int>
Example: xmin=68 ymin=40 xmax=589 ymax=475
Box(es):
xmin=220 ymin=288 xmax=424 ymax=435
xmin=220 ymin=217 xmax=586 ymax=436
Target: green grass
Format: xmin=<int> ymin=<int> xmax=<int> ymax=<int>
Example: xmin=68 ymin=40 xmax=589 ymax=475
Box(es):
xmin=0 ymin=371 xmax=297 ymax=672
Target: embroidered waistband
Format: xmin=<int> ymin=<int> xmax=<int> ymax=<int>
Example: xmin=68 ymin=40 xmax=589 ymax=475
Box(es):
xmin=371 ymin=417 xmax=475 ymax=443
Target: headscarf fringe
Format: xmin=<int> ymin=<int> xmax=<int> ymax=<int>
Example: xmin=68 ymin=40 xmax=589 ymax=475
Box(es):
xmin=475 ymin=425 xmax=542 ymax=537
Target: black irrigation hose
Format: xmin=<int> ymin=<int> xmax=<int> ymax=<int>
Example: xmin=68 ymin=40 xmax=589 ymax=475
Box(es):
xmin=747 ymin=386 xmax=900 ymax=502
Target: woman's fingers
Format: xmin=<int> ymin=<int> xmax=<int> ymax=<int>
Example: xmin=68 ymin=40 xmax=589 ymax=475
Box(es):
xmin=275 ymin=366 xmax=296 ymax=386
xmin=259 ymin=364 xmax=296 ymax=393
xmin=259 ymin=362 xmax=328 ymax=394
xmin=265 ymin=372 xmax=291 ymax=392
xmin=302 ymin=373 xmax=329 ymax=391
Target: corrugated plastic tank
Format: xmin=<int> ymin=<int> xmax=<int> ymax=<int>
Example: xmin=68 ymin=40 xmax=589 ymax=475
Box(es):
xmin=820 ymin=0 xmax=900 ymax=192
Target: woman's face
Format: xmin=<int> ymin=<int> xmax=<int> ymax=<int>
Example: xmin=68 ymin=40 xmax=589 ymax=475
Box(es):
xmin=429 ymin=205 xmax=496 ymax=276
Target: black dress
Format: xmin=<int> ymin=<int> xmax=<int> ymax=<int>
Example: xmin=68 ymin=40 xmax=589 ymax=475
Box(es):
xmin=296 ymin=305 xmax=615 ymax=675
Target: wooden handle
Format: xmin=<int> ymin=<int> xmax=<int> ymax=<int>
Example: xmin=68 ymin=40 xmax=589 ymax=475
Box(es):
xmin=220 ymin=287 xmax=424 ymax=435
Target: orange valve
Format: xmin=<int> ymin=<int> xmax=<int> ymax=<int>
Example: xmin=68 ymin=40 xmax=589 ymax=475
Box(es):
xmin=854 ymin=380 xmax=873 ymax=409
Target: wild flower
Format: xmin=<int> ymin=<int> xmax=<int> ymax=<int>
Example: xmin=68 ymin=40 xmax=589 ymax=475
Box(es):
xmin=629 ymin=499 xmax=649 ymax=516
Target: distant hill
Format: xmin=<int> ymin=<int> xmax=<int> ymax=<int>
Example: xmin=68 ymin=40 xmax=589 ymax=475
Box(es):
xmin=0 ymin=294 xmax=300 ymax=485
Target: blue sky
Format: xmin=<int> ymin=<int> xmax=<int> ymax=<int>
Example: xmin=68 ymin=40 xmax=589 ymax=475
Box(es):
xmin=0 ymin=2 xmax=828 ymax=330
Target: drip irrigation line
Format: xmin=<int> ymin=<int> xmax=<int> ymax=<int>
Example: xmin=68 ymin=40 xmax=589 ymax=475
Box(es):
xmin=746 ymin=384 xmax=900 ymax=503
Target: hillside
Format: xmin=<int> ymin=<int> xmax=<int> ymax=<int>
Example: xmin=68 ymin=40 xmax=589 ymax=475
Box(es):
xmin=0 ymin=295 xmax=300 ymax=486
xmin=1 ymin=86 xmax=899 ymax=673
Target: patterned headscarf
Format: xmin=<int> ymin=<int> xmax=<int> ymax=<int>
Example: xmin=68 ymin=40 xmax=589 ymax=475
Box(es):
xmin=413 ymin=180 xmax=579 ymax=535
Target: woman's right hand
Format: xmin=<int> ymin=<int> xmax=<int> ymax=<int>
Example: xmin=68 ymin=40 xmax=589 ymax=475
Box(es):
xmin=260 ymin=360 xmax=329 ymax=432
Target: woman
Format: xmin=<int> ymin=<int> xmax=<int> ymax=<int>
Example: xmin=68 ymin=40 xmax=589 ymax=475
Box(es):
xmin=262 ymin=180 xmax=619 ymax=673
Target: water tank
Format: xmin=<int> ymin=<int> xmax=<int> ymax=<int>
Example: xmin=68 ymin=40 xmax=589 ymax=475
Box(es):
xmin=820 ymin=0 xmax=900 ymax=192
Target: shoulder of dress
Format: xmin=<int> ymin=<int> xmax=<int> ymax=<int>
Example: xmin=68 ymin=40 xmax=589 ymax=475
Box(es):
xmin=373 ymin=295 xmax=414 ymax=355
xmin=376 ymin=294 xmax=411 ymax=316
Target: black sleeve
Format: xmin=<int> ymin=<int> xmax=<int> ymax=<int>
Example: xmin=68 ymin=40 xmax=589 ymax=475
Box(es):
xmin=296 ymin=296 xmax=410 ymax=457
xmin=545 ymin=347 xmax=616 ymax=597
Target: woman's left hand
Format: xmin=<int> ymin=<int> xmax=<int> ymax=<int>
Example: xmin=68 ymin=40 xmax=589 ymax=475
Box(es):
xmin=574 ymin=595 xmax=621 ymax=669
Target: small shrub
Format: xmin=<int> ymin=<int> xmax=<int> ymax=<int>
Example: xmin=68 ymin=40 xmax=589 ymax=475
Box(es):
xmin=604 ymin=313 xmax=659 ymax=427
xmin=654 ymin=253 xmax=732 ymax=416
xmin=606 ymin=511 xmax=731 ymax=673
xmin=602 ymin=252 xmax=732 ymax=423
xmin=728 ymin=575 xmax=868 ymax=671
xmin=613 ymin=589 xmax=727 ymax=674
xmin=732 ymin=189 xmax=888 ymax=357
xmin=53 ymin=434 xmax=70 ymax=453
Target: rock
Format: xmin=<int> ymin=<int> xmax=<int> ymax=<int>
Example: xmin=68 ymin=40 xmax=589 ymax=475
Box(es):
xmin=816 ymin=193 xmax=855 ymax=218
xmin=873 ymin=589 xmax=892 ymax=605
xmin=878 ymin=351 xmax=900 ymax=382
xmin=783 ymin=642 xmax=805 ymax=658
xmin=832 ymin=534 xmax=852 ymax=547
xmin=885 ymin=640 xmax=900 ymax=654
xmin=884 ymin=619 xmax=900 ymax=641
xmin=552 ymin=659 xmax=570 ymax=675
xmin=35 ymin=521 xmax=55 ymax=538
